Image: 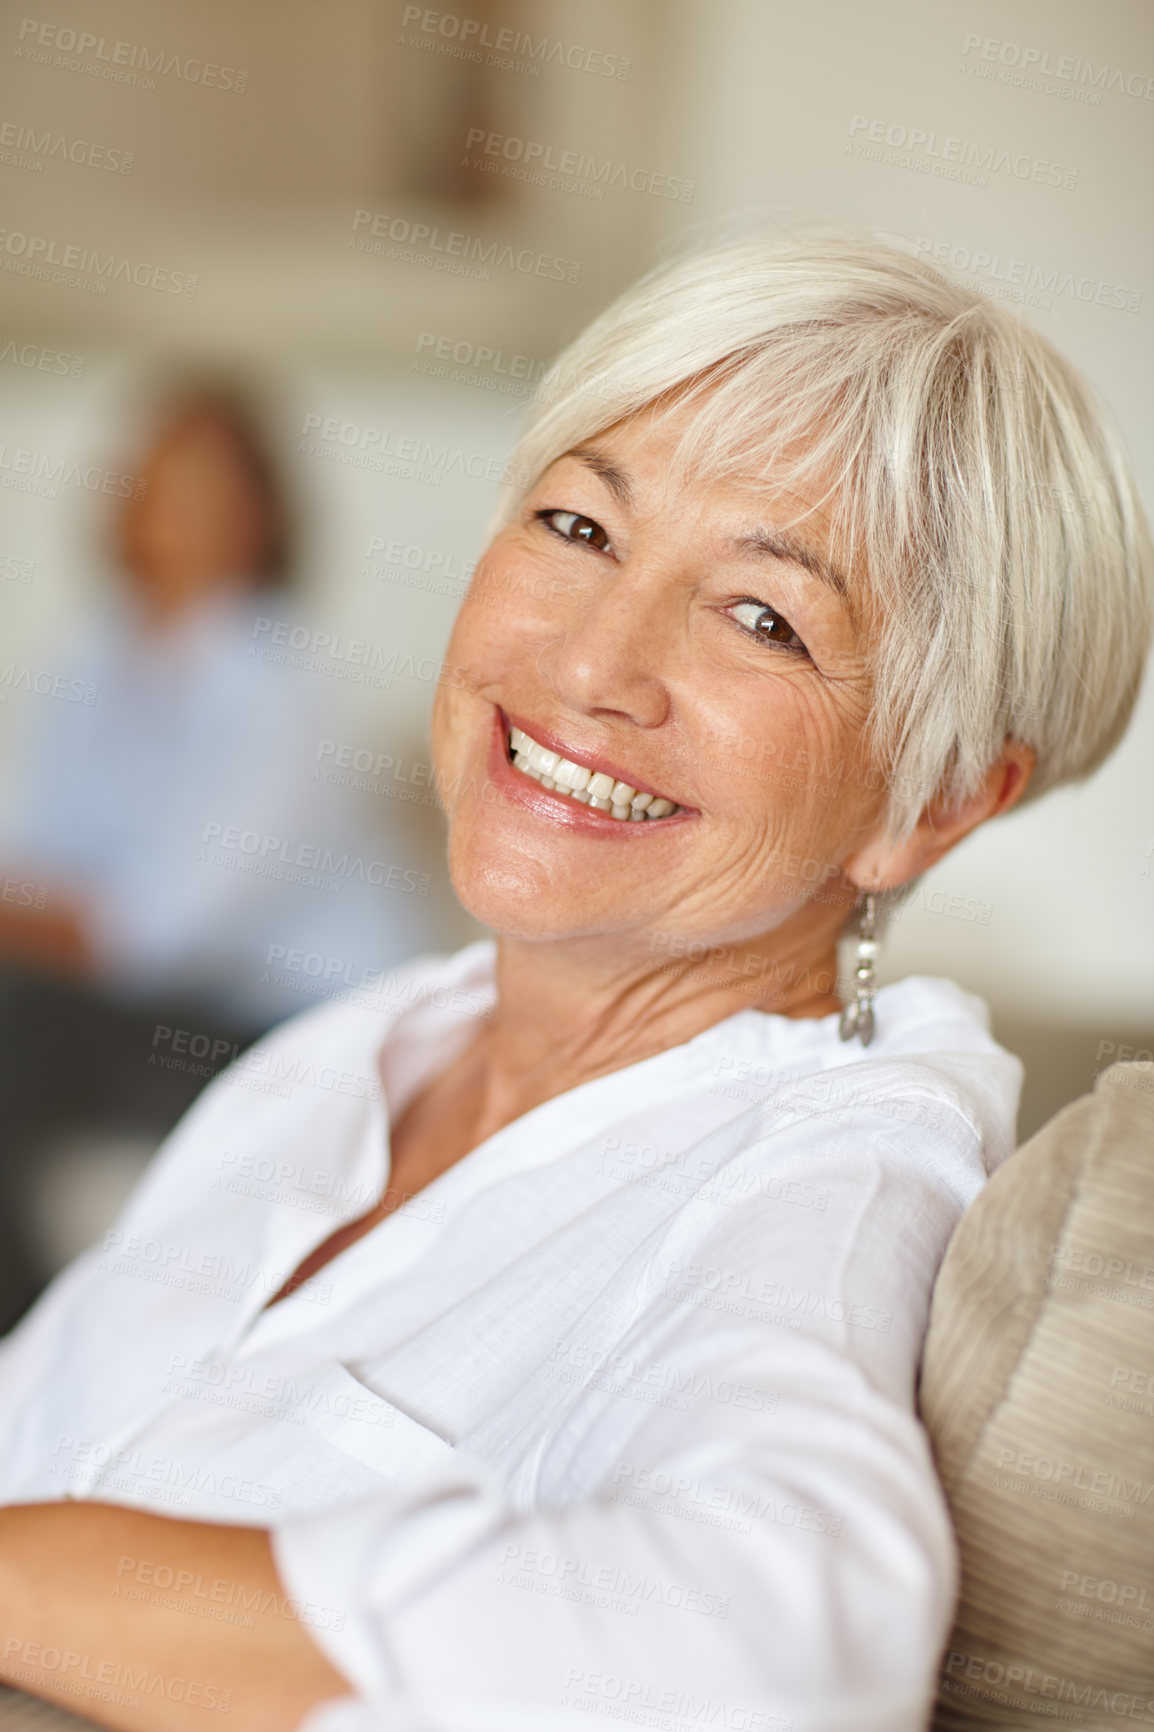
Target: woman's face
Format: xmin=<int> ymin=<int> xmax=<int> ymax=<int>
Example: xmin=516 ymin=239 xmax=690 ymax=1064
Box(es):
xmin=121 ymin=411 xmax=270 ymax=616
xmin=433 ymin=409 xmax=889 ymax=952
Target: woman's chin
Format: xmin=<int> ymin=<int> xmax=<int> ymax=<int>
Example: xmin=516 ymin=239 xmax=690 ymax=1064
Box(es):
xmin=448 ymin=838 xmax=623 ymax=943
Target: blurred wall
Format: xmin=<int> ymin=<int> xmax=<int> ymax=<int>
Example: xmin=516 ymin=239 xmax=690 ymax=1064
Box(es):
xmin=1 ymin=0 xmax=1151 ymax=1135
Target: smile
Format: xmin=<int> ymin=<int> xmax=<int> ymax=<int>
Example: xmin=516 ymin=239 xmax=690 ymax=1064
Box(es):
xmin=508 ymin=725 xmax=682 ymax=820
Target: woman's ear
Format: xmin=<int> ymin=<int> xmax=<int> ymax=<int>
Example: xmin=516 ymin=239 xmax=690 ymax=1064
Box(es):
xmin=843 ymin=740 xmax=1037 ymax=894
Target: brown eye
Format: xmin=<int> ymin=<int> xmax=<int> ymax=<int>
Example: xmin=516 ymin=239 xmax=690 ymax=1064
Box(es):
xmin=537 ymin=509 xmax=612 ymax=553
xmin=727 ymin=599 xmax=809 ymax=656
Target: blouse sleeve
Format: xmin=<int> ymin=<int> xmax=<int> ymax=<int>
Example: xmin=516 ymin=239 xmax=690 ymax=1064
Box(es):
xmin=273 ymin=1109 xmax=969 ymax=1732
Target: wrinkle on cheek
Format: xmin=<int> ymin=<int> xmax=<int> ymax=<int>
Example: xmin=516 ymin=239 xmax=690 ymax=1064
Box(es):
xmin=641 ymin=820 xmax=788 ymax=929
xmin=472 ymin=537 xmax=578 ymax=637
xmin=678 ymin=800 xmax=851 ymax=931
xmin=713 ymin=820 xmax=798 ymax=897
xmin=712 ymin=702 xmax=875 ymax=836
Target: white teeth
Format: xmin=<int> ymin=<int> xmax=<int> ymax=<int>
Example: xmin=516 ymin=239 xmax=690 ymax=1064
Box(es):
xmin=553 ymin=758 xmax=591 ymax=792
xmin=507 ymin=726 xmax=681 ymax=822
xmin=528 ymin=742 xmax=559 ymax=775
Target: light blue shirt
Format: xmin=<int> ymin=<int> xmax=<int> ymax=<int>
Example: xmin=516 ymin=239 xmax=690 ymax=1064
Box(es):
xmin=4 ymin=588 xmax=436 ymax=1023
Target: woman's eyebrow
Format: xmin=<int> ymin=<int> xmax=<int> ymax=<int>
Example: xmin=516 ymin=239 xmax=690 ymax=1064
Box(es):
xmin=730 ymin=528 xmax=850 ymax=599
xmin=570 ymin=444 xmax=633 ymax=507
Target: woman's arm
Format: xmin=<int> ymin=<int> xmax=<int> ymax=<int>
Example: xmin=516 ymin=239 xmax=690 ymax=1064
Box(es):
xmin=0 ymin=1502 xmax=348 ymax=1732
xmin=0 ymin=896 xmax=93 ymax=975
xmin=268 ymin=1327 xmax=955 ymax=1732
xmin=258 ymin=1126 xmax=970 ymax=1732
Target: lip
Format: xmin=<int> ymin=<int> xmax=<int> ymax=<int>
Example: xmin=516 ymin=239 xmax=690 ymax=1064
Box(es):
xmin=488 ymin=706 xmax=697 ymax=835
xmin=502 ymin=707 xmax=694 ymax=805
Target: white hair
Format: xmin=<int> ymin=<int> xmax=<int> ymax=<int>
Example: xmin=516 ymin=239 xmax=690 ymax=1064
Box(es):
xmin=492 ymin=230 xmax=1154 ymax=840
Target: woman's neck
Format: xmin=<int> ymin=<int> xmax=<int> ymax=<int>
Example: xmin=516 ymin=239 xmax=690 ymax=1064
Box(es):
xmin=461 ymin=897 xmax=852 ymax=1147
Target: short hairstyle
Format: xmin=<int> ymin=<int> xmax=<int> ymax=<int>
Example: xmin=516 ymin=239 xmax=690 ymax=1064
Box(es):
xmin=492 ymin=230 xmax=1153 ymax=839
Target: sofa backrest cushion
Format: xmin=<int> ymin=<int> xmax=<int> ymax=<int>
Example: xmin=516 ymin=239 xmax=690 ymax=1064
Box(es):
xmin=918 ymin=1060 xmax=1154 ymax=1730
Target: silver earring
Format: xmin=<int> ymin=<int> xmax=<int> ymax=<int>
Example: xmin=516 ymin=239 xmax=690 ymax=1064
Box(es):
xmin=839 ymin=893 xmax=878 ymax=1047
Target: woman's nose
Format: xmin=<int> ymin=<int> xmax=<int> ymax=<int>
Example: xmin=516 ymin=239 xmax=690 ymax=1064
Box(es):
xmin=536 ymin=562 xmax=674 ymax=729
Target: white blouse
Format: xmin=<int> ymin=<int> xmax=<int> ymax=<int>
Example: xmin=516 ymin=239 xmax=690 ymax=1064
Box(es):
xmin=0 ymin=940 xmax=1022 ymax=1732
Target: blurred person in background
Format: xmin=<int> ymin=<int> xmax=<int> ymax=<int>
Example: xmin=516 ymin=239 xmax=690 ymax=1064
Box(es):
xmin=0 ymin=384 xmax=436 ymax=1330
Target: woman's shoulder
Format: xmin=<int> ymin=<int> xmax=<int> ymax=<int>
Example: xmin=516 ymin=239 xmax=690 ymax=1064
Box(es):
xmin=869 ymin=973 xmax=1001 ymax=1049
xmin=711 ymin=973 xmax=1023 ymax=1184
xmin=865 ymin=973 xmax=1023 ymax=1174
xmin=655 ymin=979 xmax=1023 ymax=1337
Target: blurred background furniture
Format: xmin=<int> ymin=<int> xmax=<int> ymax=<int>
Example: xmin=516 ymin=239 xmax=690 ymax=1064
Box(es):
xmin=3 ymin=6 xmax=1150 ymax=1329
xmin=0 ymin=1686 xmax=104 ymax=1729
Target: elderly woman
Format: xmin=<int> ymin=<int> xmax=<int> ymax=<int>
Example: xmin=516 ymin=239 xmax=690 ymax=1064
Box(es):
xmin=0 ymin=234 xmax=1149 ymax=1732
